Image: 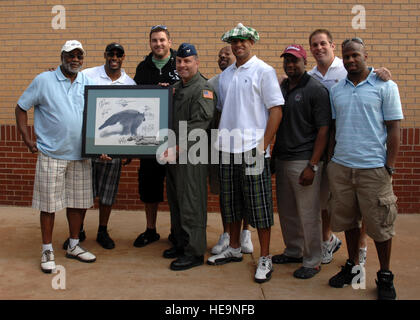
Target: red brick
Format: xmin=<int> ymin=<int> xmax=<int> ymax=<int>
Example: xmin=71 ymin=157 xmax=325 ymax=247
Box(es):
xmin=402 ymin=128 xmax=407 ymax=145
xmin=0 ymin=126 xmax=5 ymax=141
xmin=408 ymin=128 xmax=414 ymax=145
xmin=6 ymin=126 xmax=11 ymax=141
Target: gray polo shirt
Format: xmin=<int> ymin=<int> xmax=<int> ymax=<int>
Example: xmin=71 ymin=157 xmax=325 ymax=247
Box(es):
xmin=272 ymin=72 xmax=331 ymax=161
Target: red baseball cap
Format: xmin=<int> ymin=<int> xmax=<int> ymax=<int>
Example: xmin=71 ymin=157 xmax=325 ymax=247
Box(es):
xmin=281 ymin=44 xmax=307 ymax=60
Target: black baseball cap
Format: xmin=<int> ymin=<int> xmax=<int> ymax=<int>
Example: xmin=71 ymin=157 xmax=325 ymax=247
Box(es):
xmin=105 ymin=43 xmax=125 ymax=54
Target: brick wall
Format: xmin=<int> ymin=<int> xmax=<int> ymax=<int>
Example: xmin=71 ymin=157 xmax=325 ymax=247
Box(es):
xmin=1 ymin=1 xmax=419 ymax=126
xmin=1 ymin=124 xmax=419 ymax=214
xmin=0 ymin=1 xmax=419 ymax=213
xmin=394 ymin=128 xmax=420 ymax=213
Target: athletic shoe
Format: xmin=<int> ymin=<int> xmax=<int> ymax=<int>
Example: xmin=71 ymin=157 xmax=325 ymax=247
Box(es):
xmin=240 ymin=230 xmax=253 ymax=254
xmin=293 ymin=266 xmax=321 ymax=279
xmin=255 ymin=256 xmax=273 ymax=283
xmin=66 ymin=244 xmax=96 ymax=263
xmin=321 ymin=234 xmax=342 ymax=264
xmin=62 ymin=230 xmax=86 ymax=250
xmin=133 ymin=231 xmax=160 ymax=247
xmin=329 ymin=259 xmax=357 ymax=288
xmin=207 ymin=246 xmax=243 ymax=265
xmin=211 ymin=232 xmax=230 ymax=255
xmin=96 ymin=231 xmax=115 ymax=249
xmin=376 ymin=270 xmax=397 ymax=300
xmin=359 ymin=247 xmax=367 ymax=266
xmin=40 ymin=250 xmax=56 ymax=273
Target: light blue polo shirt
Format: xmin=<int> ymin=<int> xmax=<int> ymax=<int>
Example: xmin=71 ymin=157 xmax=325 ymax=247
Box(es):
xmin=330 ymin=67 xmax=403 ymax=168
xmin=17 ymin=67 xmax=94 ymax=160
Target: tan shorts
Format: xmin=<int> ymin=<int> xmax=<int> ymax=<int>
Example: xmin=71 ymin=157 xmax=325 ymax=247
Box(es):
xmin=320 ymin=163 xmax=329 ymax=211
xmin=32 ymin=152 xmax=93 ymax=213
xmin=327 ymin=161 xmax=398 ymax=242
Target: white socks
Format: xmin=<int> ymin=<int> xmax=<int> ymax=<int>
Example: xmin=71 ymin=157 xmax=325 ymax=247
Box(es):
xmin=42 ymin=243 xmax=53 ymax=253
xmin=69 ymin=238 xmax=79 ymax=249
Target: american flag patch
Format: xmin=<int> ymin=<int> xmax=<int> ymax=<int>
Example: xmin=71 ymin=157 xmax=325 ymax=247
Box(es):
xmin=203 ymin=90 xmax=214 ymax=99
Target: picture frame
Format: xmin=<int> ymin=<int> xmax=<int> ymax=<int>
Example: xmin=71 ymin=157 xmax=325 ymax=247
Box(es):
xmin=82 ymin=85 xmax=172 ymax=158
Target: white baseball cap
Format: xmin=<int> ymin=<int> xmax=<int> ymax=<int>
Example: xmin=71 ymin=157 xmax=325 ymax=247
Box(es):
xmin=61 ymin=40 xmax=85 ymax=54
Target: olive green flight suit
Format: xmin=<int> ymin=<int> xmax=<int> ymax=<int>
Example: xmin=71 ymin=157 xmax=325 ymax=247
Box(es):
xmin=166 ymin=72 xmax=216 ymax=257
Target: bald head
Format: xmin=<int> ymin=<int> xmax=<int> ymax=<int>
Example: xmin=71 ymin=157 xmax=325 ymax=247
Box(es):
xmin=341 ymin=41 xmax=368 ymax=75
xmin=217 ymin=46 xmax=235 ymax=71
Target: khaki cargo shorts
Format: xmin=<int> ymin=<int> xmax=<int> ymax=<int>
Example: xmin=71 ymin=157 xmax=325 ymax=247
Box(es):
xmin=327 ymin=161 xmax=398 ymax=242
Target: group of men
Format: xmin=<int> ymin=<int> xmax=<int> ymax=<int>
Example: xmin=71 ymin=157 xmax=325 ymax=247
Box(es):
xmin=16 ymin=23 xmax=402 ymax=300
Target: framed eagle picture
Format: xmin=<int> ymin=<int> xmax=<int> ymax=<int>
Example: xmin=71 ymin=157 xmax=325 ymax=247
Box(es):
xmin=82 ymin=85 xmax=172 ymax=158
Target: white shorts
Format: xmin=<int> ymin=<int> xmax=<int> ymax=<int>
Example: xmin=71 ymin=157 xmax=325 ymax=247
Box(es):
xmin=32 ymin=152 xmax=93 ymax=213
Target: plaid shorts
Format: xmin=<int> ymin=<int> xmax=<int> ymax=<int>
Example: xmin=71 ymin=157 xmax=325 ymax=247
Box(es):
xmin=92 ymin=158 xmax=122 ymax=206
xmin=219 ymin=151 xmax=274 ymax=229
xmin=32 ymin=152 xmax=93 ymax=213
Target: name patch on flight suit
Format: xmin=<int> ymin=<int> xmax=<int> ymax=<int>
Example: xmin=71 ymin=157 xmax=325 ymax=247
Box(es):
xmin=202 ymin=90 xmax=214 ymax=100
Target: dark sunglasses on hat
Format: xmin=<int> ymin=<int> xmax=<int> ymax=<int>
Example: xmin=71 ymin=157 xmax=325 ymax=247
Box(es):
xmin=151 ymin=24 xmax=167 ymax=31
xmin=342 ymin=37 xmax=364 ymax=47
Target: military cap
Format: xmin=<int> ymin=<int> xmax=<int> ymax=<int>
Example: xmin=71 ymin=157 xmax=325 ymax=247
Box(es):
xmin=176 ymin=43 xmax=197 ymax=58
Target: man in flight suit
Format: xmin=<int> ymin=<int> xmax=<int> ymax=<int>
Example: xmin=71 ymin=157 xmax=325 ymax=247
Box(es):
xmin=160 ymin=43 xmax=216 ymax=271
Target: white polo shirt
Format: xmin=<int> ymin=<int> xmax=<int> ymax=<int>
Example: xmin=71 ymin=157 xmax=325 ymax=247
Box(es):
xmin=82 ymin=65 xmax=136 ymax=85
xmin=308 ymin=56 xmax=347 ymax=91
xmin=217 ymin=56 xmax=284 ymax=153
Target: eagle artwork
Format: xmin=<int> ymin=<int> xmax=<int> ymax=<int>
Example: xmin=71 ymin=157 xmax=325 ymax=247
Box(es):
xmin=99 ymin=109 xmax=145 ymax=136
xmin=95 ymin=97 xmax=160 ymax=146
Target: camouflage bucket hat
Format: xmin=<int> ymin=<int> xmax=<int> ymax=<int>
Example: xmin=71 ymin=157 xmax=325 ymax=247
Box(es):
xmin=221 ymin=23 xmax=260 ymax=43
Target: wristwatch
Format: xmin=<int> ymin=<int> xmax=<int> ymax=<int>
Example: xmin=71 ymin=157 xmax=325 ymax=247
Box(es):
xmin=385 ymin=165 xmax=395 ymax=176
xmin=307 ymin=162 xmax=319 ymax=172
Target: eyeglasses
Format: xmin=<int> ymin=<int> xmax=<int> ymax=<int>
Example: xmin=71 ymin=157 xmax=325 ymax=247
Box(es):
xmin=106 ymin=51 xmax=124 ymax=58
xmin=342 ymin=37 xmax=364 ymax=47
xmin=64 ymin=52 xmax=84 ymax=60
xmin=151 ymin=25 xmax=167 ymax=31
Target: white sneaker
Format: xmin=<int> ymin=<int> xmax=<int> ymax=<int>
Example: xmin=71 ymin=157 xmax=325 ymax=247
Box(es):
xmin=321 ymin=234 xmax=342 ymax=264
xmin=240 ymin=230 xmax=253 ymax=254
xmin=255 ymin=256 xmax=273 ymax=283
xmin=66 ymin=244 xmax=96 ymax=263
xmin=359 ymin=247 xmax=367 ymax=266
xmin=211 ymin=232 xmax=230 ymax=255
xmin=207 ymin=246 xmax=243 ymax=265
xmin=41 ymin=250 xmax=56 ymax=273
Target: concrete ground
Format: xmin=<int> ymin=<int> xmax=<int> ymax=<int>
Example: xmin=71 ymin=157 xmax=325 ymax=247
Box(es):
xmin=0 ymin=206 xmax=419 ymax=300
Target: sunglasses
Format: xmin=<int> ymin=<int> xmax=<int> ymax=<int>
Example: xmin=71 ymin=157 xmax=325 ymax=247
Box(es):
xmin=64 ymin=52 xmax=84 ymax=60
xmin=106 ymin=51 xmax=124 ymax=58
xmin=342 ymin=37 xmax=364 ymax=47
xmin=151 ymin=24 xmax=167 ymax=31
